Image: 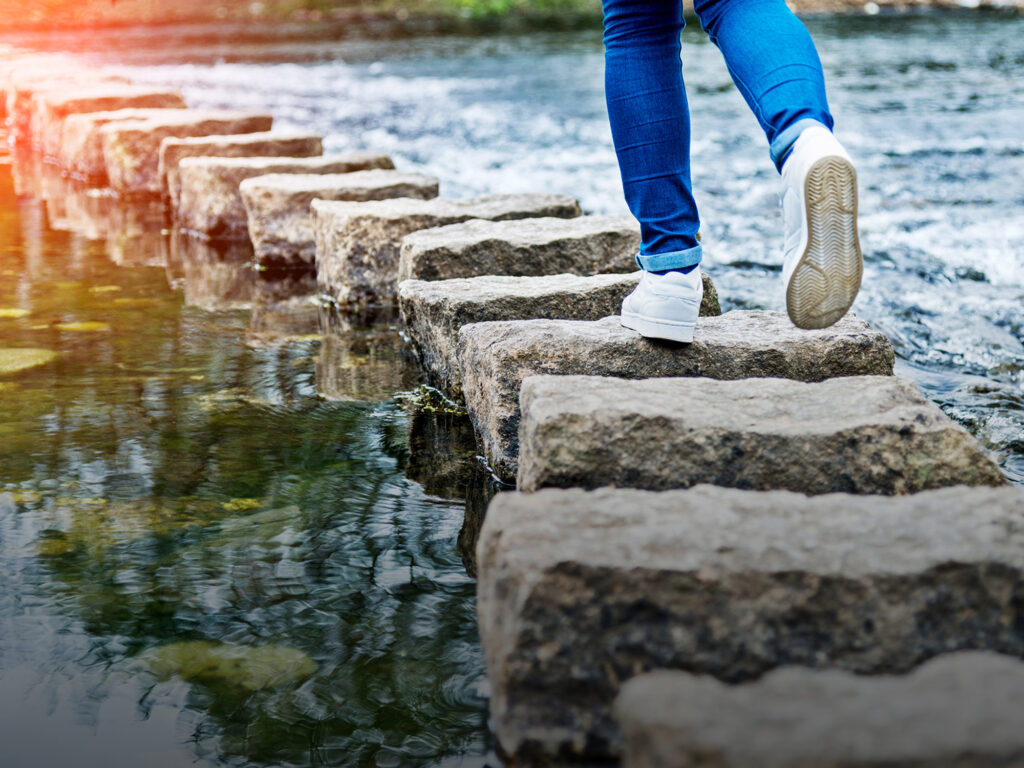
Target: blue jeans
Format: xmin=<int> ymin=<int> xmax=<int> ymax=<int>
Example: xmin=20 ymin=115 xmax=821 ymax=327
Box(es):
xmin=603 ymin=0 xmax=834 ymax=271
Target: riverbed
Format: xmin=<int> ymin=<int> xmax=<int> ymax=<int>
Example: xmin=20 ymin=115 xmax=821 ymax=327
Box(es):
xmin=0 ymin=11 xmax=1021 ymax=768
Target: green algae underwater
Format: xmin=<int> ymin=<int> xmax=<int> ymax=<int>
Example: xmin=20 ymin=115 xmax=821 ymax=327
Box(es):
xmin=0 ymin=165 xmax=492 ymax=767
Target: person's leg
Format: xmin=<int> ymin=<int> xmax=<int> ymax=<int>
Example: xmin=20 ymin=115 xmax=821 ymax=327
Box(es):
xmin=602 ymin=0 xmax=701 ymax=273
xmin=693 ymin=0 xmax=833 ymax=169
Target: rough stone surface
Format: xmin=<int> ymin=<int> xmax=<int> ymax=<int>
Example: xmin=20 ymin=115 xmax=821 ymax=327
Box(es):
xmin=399 ymin=272 xmax=719 ymax=397
xmin=457 ymin=312 xmax=896 ymax=479
xmin=397 ymin=214 xmax=640 ymax=283
xmin=35 ymin=84 xmax=187 ymax=158
xmin=176 ymin=153 xmax=395 ymax=238
xmin=477 ymin=484 xmax=1024 ymax=762
xmin=8 ymin=73 xmax=128 ymax=145
xmin=517 ymin=374 xmax=1007 ymax=493
xmin=160 ymin=132 xmax=323 ymax=206
xmin=616 ymin=653 xmax=1024 ymax=768
xmin=100 ymin=110 xmax=275 ymax=196
xmin=313 ymin=194 xmax=582 ymax=305
xmin=242 ymin=170 xmax=439 ymax=267
xmin=59 ymin=108 xmax=198 ymax=184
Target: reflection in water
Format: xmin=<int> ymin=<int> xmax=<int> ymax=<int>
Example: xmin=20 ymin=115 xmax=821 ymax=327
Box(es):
xmin=0 ymin=164 xmax=495 ymax=766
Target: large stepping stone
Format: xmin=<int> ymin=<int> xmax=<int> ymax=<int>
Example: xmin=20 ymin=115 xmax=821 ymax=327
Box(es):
xmin=616 ymin=653 xmax=1024 ymax=768
xmin=396 ymin=214 xmax=640 ymax=283
xmin=176 ymin=153 xmax=394 ymax=239
xmin=242 ymin=170 xmax=439 ymax=268
xmin=457 ymin=312 xmax=896 ymax=480
xmin=399 ymin=272 xmax=720 ymax=397
xmin=313 ymin=194 xmax=582 ymax=306
xmin=7 ymin=72 xmax=129 ymax=145
xmin=159 ymin=131 xmax=324 ymax=206
xmin=518 ymin=373 xmax=1006 ymax=493
xmin=34 ymin=84 xmax=187 ymax=159
xmin=477 ymin=484 xmax=1024 ymax=762
xmin=100 ymin=109 xmax=275 ymax=196
xmin=59 ymin=108 xmax=212 ymax=184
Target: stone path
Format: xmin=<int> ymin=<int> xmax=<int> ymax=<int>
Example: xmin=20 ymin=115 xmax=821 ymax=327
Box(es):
xmin=477 ymin=485 xmax=1024 ymax=762
xmin=4 ymin=48 xmax=1018 ymax=768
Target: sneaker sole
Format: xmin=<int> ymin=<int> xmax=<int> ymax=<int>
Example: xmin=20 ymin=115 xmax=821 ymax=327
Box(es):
xmin=620 ymin=311 xmax=695 ymax=343
xmin=786 ymin=155 xmax=863 ymax=330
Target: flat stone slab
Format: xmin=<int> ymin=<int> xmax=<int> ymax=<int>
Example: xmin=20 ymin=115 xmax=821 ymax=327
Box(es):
xmin=457 ymin=311 xmax=896 ymax=480
xmin=518 ymin=373 xmax=1006 ymax=493
xmin=59 ymin=108 xmax=208 ymax=184
xmin=7 ymin=73 xmax=129 ymax=145
xmin=313 ymin=194 xmax=582 ymax=305
xmin=477 ymin=484 xmax=1024 ymax=762
xmin=160 ymin=131 xmax=323 ymax=206
xmin=616 ymin=653 xmax=1024 ymax=768
xmin=396 ymin=214 xmax=640 ymax=283
xmin=242 ymin=170 xmax=439 ymax=268
xmin=176 ymin=153 xmax=395 ymax=238
xmin=35 ymin=84 xmax=187 ymax=158
xmin=399 ymin=271 xmax=720 ymax=397
xmin=100 ymin=110 xmax=275 ymax=196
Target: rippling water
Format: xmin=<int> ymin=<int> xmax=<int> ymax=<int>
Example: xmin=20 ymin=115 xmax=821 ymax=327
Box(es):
xmin=1 ymin=11 xmax=1022 ymax=768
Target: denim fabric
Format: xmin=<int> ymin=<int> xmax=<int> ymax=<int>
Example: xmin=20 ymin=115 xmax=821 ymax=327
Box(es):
xmin=602 ymin=0 xmax=834 ymax=271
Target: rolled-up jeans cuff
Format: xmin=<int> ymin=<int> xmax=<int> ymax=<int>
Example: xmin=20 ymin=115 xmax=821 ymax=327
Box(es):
xmin=771 ymin=118 xmax=829 ymax=170
xmin=635 ymin=243 xmax=702 ymax=272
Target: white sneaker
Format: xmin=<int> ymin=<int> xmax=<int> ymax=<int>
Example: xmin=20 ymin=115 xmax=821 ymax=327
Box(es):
xmin=620 ymin=268 xmax=703 ymax=343
xmin=780 ymin=124 xmax=863 ymax=330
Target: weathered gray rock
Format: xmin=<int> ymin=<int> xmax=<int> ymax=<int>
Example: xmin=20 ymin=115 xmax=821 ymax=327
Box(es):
xmin=517 ymin=374 xmax=1007 ymax=493
xmin=175 ymin=153 xmax=395 ymax=238
xmin=477 ymin=484 xmax=1024 ymax=762
xmin=616 ymin=653 xmax=1024 ymax=768
xmin=396 ymin=214 xmax=640 ymax=283
xmin=313 ymin=194 xmax=582 ymax=305
xmin=34 ymin=84 xmax=187 ymax=158
xmin=242 ymin=170 xmax=439 ymax=268
xmin=457 ymin=312 xmax=896 ymax=480
xmin=100 ymin=110 xmax=275 ymax=196
xmin=7 ymin=73 xmax=129 ymax=146
xmin=59 ymin=108 xmax=194 ymax=184
xmin=159 ymin=132 xmax=324 ymax=206
xmin=399 ymin=272 xmax=720 ymax=397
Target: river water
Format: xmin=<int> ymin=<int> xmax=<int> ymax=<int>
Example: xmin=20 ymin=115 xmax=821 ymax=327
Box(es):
xmin=1 ymin=11 xmax=1022 ymax=768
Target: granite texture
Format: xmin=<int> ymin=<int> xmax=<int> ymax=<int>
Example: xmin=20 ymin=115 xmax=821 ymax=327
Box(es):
xmin=313 ymin=194 xmax=582 ymax=305
xmin=477 ymin=484 xmax=1024 ymax=762
xmin=58 ymin=108 xmax=185 ymax=184
xmin=456 ymin=311 xmax=896 ymax=480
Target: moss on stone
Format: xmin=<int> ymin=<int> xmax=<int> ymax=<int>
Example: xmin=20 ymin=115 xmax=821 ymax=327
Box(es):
xmin=144 ymin=640 xmax=317 ymax=690
xmin=0 ymin=348 xmax=59 ymax=375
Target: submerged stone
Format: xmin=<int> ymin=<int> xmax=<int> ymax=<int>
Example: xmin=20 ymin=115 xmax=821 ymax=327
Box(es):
xmin=313 ymin=194 xmax=582 ymax=306
xmin=242 ymin=170 xmax=440 ymax=268
xmin=101 ymin=109 xmax=275 ymax=196
xmin=399 ymin=272 xmax=719 ymax=397
xmin=396 ymin=214 xmax=641 ymax=283
xmin=159 ymin=131 xmax=324 ymax=206
xmin=175 ymin=152 xmax=395 ymax=239
xmin=145 ymin=640 xmax=317 ymax=690
xmin=477 ymin=484 xmax=1024 ymax=762
xmin=53 ymin=321 xmax=111 ymax=332
xmin=0 ymin=348 xmax=59 ymax=375
xmin=616 ymin=653 xmax=1024 ymax=768
xmin=0 ymin=308 xmax=29 ymax=319
xmin=457 ymin=311 xmax=895 ymax=480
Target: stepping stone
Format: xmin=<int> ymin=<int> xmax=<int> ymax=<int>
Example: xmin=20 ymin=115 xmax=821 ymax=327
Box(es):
xmin=100 ymin=109 xmax=275 ymax=196
xmin=159 ymin=131 xmax=324 ymax=206
xmin=242 ymin=170 xmax=439 ymax=268
xmin=399 ymin=272 xmax=720 ymax=397
xmin=616 ymin=653 xmax=1024 ymax=768
xmin=59 ymin=108 xmax=202 ymax=184
xmin=175 ymin=153 xmax=394 ymax=239
xmin=517 ymin=374 xmax=1007 ymax=493
xmin=458 ymin=312 xmax=896 ymax=480
xmin=313 ymin=194 xmax=582 ymax=305
xmin=477 ymin=484 xmax=1024 ymax=762
xmin=396 ymin=214 xmax=640 ymax=283
xmin=7 ymin=72 xmax=129 ymax=145
xmin=34 ymin=84 xmax=187 ymax=159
